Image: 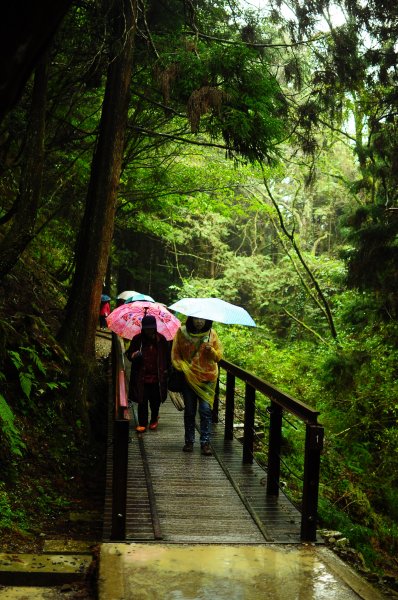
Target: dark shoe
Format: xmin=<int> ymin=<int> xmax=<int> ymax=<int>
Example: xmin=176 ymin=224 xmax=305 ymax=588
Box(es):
xmin=183 ymin=442 xmax=193 ymax=453
xmin=201 ymin=443 xmax=212 ymax=456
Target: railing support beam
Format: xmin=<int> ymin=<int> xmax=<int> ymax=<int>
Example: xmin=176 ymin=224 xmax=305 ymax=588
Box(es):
xmin=243 ymin=383 xmax=255 ymax=464
xmin=266 ymin=401 xmax=282 ymax=496
xmin=212 ymin=376 xmax=220 ymax=423
xmin=300 ymin=424 xmax=324 ymax=541
xmin=224 ymin=372 xmax=235 ymax=441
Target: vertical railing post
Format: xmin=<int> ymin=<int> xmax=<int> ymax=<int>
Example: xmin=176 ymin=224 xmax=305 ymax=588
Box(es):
xmin=212 ymin=376 xmax=220 ymax=423
xmin=242 ymin=383 xmax=255 ymax=464
xmin=300 ymin=423 xmax=324 ymax=541
xmin=224 ymin=371 xmax=235 ymax=441
xmin=113 ymin=333 xmax=122 ymax=419
xmin=111 ymin=334 xmax=117 ymax=412
xmin=110 ymin=419 xmax=129 ymax=540
xmin=266 ymin=401 xmax=282 ymax=496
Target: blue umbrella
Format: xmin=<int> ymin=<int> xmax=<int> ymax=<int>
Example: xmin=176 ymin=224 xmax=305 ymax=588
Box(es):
xmin=124 ymin=292 xmax=155 ymax=303
xmin=101 ymin=294 xmax=111 ymax=302
xmin=168 ymin=297 xmax=256 ymax=327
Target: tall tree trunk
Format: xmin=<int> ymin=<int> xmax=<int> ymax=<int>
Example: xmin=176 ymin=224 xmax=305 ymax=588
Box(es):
xmin=58 ymin=0 xmax=137 ymax=419
xmin=0 ymin=53 xmax=49 ymax=280
xmin=0 ymin=1 xmax=71 ymax=124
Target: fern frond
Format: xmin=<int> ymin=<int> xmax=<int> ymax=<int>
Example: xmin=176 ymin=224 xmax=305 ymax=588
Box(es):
xmin=0 ymin=394 xmax=26 ymax=457
xmin=21 ymin=346 xmax=47 ymax=376
xmin=19 ymin=372 xmax=33 ymax=399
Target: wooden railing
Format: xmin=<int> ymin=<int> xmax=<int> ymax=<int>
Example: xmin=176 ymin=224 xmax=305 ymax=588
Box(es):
xmin=214 ymin=359 xmax=324 ymax=542
xmin=108 ymin=336 xmax=324 ymax=542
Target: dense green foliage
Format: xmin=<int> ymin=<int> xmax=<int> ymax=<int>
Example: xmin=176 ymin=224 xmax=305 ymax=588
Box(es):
xmin=0 ymin=0 xmax=397 ymax=583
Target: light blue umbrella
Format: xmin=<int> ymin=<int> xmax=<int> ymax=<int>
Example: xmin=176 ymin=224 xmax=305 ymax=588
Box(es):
xmin=168 ymin=297 xmax=256 ymax=327
xmin=101 ymin=294 xmax=111 ymax=302
xmin=124 ymin=292 xmax=155 ymax=303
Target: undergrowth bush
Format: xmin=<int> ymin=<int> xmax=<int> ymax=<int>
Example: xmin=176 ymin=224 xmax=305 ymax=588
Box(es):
xmin=221 ymin=312 xmax=398 ymax=574
xmin=0 ymin=482 xmax=28 ymax=531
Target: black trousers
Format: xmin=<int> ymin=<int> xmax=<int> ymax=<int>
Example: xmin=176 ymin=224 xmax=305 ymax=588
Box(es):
xmin=138 ymin=382 xmax=161 ymax=426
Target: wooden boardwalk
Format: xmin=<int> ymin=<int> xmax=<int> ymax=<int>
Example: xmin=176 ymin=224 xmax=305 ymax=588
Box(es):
xmin=103 ymin=396 xmax=304 ymax=544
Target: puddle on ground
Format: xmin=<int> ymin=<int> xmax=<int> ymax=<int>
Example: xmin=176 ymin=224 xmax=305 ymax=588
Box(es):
xmin=103 ymin=544 xmax=364 ymax=599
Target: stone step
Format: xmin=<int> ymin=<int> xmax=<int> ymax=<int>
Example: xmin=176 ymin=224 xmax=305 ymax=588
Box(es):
xmin=0 ymin=587 xmax=61 ymax=599
xmin=43 ymin=539 xmax=97 ymax=554
xmin=0 ymin=553 xmax=92 ymax=586
xmin=68 ymin=510 xmax=102 ymax=523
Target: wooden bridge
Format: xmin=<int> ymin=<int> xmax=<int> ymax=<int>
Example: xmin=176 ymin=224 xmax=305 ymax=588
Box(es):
xmin=103 ymin=334 xmax=324 ymax=546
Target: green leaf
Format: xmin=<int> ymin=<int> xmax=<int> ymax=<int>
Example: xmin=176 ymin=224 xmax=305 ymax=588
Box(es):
xmin=19 ymin=372 xmax=33 ymax=399
xmin=8 ymin=350 xmax=23 ymax=370
xmin=46 ymin=382 xmax=59 ymax=390
xmin=20 ymin=346 xmax=47 ymax=375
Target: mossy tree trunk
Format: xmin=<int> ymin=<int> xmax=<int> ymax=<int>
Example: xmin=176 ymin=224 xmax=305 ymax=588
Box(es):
xmin=58 ymin=0 xmax=137 ymax=421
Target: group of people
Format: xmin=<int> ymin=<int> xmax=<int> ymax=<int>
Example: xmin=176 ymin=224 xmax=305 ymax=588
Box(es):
xmin=125 ymin=314 xmax=223 ymax=456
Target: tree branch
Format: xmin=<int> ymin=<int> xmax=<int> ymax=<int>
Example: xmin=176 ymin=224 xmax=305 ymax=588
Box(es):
xmin=283 ymin=308 xmax=331 ymax=346
xmin=184 ymin=29 xmax=327 ymax=50
xmin=131 ymin=126 xmax=234 ymax=151
xmin=261 ymin=167 xmax=338 ymax=339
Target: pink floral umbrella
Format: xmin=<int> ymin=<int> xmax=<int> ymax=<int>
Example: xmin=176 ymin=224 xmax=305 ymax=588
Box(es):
xmin=106 ymin=301 xmax=180 ymax=341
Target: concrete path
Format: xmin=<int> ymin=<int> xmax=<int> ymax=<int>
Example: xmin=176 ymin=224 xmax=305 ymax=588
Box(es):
xmin=98 ymin=543 xmax=386 ymax=600
xmin=0 ymin=553 xmax=91 ymax=586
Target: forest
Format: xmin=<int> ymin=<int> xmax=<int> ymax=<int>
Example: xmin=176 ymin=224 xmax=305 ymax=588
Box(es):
xmin=0 ymin=0 xmax=397 ymax=589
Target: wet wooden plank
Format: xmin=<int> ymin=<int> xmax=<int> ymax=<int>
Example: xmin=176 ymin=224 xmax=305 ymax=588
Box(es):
xmin=134 ymin=402 xmax=266 ymax=544
xmin=210 ymin=421 xmax=304 ymax=543
xmin=124 ymin=420 xmax=155 ymax=540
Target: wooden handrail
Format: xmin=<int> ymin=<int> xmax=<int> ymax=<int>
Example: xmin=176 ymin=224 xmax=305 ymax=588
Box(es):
xmin=218 ymin=357 xmax=324 ymax=542
xmin=108 ymin=337 xmax=324 ymax=542
xmin=219 ymin=358 xmax=319 ymax=424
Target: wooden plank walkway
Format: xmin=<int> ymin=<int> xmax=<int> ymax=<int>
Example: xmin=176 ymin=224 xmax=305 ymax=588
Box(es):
xmin=103 ymin=400 xmax=305 ymax=544
xmin=133 ymin=401 xmax=266 ymax=544
xmin=103 ymin=351 xmax=306 ymax=544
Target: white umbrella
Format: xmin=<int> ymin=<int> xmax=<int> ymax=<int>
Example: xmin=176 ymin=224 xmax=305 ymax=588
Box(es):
xmin=117 ymin=290 xmax=139 ymax=300
xmin=168 ymin=297 xmax=256 ymax=327
xmin=124 ymin=292 xmax=155 ymax=303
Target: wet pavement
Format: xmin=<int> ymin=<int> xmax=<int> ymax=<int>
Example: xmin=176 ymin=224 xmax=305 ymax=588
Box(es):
xmin=0 ymin=586 xmax=90 ymax=599
xmin=98 ymin=543 xmax=386 ymax=599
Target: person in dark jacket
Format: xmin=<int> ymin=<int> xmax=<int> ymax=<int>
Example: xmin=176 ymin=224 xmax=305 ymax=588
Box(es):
xmin=126 ymin=315 xmax=170 ymax=432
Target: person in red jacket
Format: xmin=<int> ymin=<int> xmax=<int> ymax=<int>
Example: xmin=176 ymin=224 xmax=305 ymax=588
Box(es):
xmin=126 ymin=315 xmax=171 ymax=432
xmin=99 ymin=300 xmax=111 ymax=330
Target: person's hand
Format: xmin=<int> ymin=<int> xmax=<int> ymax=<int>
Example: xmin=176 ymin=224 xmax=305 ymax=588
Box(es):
xmin=204 ymin=344 xmax=216 ymax=359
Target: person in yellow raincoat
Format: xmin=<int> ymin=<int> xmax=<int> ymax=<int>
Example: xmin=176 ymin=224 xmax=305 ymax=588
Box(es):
xmin=171 ymin=316 xmax=222 ymax=455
